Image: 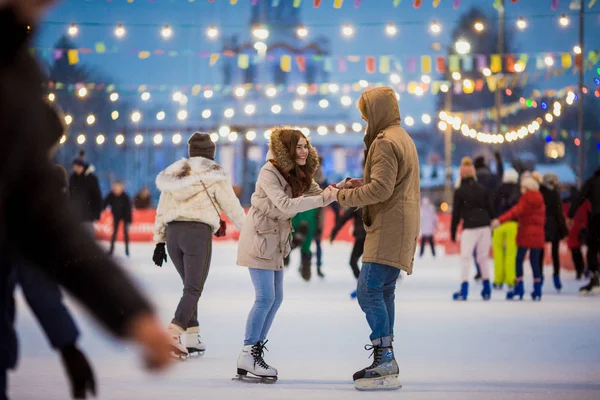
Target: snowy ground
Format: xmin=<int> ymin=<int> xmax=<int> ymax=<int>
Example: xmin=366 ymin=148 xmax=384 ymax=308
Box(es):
xmin=9 ymin=242 xmax=600 ymax=400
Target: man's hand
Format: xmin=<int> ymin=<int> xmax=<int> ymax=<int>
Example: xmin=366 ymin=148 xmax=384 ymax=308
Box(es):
xmin=491 ymin=219 xmax=501 ymax=230
xmin=346 ymin=178 xmax=364 ymax=188
xmin=126 ymin=313 xmax=173 ymax=371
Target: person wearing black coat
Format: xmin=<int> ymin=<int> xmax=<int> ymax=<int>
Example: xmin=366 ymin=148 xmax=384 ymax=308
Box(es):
xmin=539 ymin=174 xmax=568 ymax=292
xmin=331 ymin=207 xmax=366 ymax=281
xmin=0 ymin=4 xmax=171 ymax=398
xmin=474 ymin=151 xmax=504 ymax=192
xmin=568 ymin=167 xmax=600 ymax=295
xmin=104 ymin=181 xmax=133 ymax=256
xmin=69 ymin=160 xmax=103 ymax=235
xmin=451 ymin=164 xmax=495 ymax=300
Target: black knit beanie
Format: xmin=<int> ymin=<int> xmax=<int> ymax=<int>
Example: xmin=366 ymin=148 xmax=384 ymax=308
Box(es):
xmin=188 ymin=132 xmax=215 ymax=160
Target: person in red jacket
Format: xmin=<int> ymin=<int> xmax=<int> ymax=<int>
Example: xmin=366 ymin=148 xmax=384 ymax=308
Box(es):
xmin=492 ymin=176 xmax=546 ymax=301
xmin=566 ymin=199 xmax=591 ymax=280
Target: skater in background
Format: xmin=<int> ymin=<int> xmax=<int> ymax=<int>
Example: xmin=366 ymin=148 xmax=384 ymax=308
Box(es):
xmin=330 ymin=206 xmax=366 ymax=298
xmin=538 ymin=173 xmax=568 ymax=292
xmin=491 ymin=168 xmax=521 ymax=290
xmin=291 ymin=209 xmax=320 ymax=281
xmin=104 ymin=180 xmax=133 ymax=257
xmin=236 ymin=128 xmax=334 ymax=382
xmin=568 ymin=167 xmax=600 ymax=295
xmin=419 ymin=197 xmax=438 ymax=258
xmin=1 ymin=7 xmax=172 ymax=396
xmin=567 ymin=198 xmax=591 ymax=280
xmin=313 ymin=157 xmax=327 ymax=277
xmin=450 ymin=163 xmax=494 ymax=301
xmin=333 ymin=86 xmax=420 ymax=390
xmin=134 ymin=186 xmax=152 ymax=209
xmin=69 ymin=159 xmax=103 ymax=237
xmin=474 ymin=151 xmax=504 ymax=192
xmin=153 ymin=132 xmax=246 ymax=360
xmin=492 ymin=176 xmax=546 ymax=301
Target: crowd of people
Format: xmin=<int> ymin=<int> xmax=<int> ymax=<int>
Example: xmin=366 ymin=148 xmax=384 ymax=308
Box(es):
xmin=434 ymin=152 xmax=600 ymax=301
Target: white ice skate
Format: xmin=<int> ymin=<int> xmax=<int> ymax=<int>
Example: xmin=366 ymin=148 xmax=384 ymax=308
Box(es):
xmin=168 ymin=323 xmax=189 ymax=361
xmin=233 ymin=342 xmax=278 ymax=384
xmin=185 ymin=326 xmax=206 ymax=357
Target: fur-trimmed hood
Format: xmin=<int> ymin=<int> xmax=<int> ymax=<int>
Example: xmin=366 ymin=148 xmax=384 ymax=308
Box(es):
xmin=156 ymin=157 xmax=229 ymax=201
xmin=266 ymin=127 xmax=319 ymax=178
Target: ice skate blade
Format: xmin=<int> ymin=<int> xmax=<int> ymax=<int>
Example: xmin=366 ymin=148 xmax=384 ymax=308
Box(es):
xmin=186 ymin=349 xmax=206 ymax=358
xmin=170 ymin=351 xmax=188 ymax=361
xmin=579 ymin=287 xmax=600 ymax=296
xmin=355 ymin=375 xmax=402 ymax=391
xmin=232 ymin=374 xmax=277 ymax=384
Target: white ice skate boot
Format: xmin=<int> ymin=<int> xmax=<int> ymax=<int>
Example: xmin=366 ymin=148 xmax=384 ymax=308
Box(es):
xmin=233 ymin=341 xmax=277 ymax=384
xmin=185 ymin=326 xmax=206 ymax=357
xmin=168 ymin=323 xmax=189 ymax=361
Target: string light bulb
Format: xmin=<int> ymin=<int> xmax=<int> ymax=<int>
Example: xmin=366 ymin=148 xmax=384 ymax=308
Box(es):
xmin=110 ymin=92 xmax=119 ymax=102
xmin=430 ymin=20 xmax=442 ymax=35
xmin=573 ymin=45 xmax=582 ymax=54
xmin=482 ymin=68 xmax=492 ymax=77
xmin=421 ymin=75 xmax=431 ymax=84
xmin=266 ymin=87 xmax=277 ymax=97
xmin=385 ymin=23 xmax=398 ymax=37
xmin=514 ymin=62 xmax=524 ymax=72
xmin=115 ymin=134 xmax=125 ymax=145
xmin=559 ymin=14 xmax=570 ymax=27
xmin=335 ymin=124 xmax=346 ymax=134
xmin=219 ymin=126 xmax=231 ymax=137
xmin=328 ymin=83 xmax=339 ymax=93
xmin=161 ymin=25 xmax=173 ymax=39
xmin=516 ymin=17 xmax=527 ymax=30
xmin=202 ymin=109 xmax=212 ymax=119
xmin=359 ymin=79 xmax=369 ymax=88
xmin=317 ymin=126 xmax=328 ymax=136
xmin=544 ymin=56 xmax=554 ymax=67
xmin=78 ymin=87 xmax=87 ymax=98
xmin=404 ymin=116 xmax=415 ymax=126
xmin=154 ymin=134 xmax=163 ymax=145
xmin=440 ymin=83 xmax=449 ymax=93
xmin=342 ymin=24 xmax=354 ymax=37
xmin=172 ymin=133 xmax=182 ymax=144
xmin=131 ymin=111 xmax=141 ymax=123
xmin=352 ymin=122 xmax=363 ymax=132
xmin=224 ymin=108 xmax=235 ymax=118
xmin=414 ymin=87 xmax=424 ymax=97
xmin=65 ymin=115 xmax=73 ymax=125
xmin=114 ymin=24 xmax=126 ymax=38
xmin=60 ymin=135 xmax=67 ymax=144
xmin=252 ymin=25 xmax=269 ymax=40
xmin=452 ymin=72 xmax=462 ymax=81
xmin=341 ymin=96 xmax=352 ymax=106
xmin=210 ymin=133 xmax=220 ymax=143
xmin=134 ymin=134 xmax=143 ymax=145
xmin=319 ymin=99 xmax=329 ymax=108
xmin=297 ymin=85 xmax=308 ymax=96
xmin=390 ymin=73 xmax=401 ymax=84
xmin=156 ymin=111 xmax=166 ymax=121
xmin=203 ymin=89 xmax=213 ymax=99
xmin=293 ymin=100 xmax=305 ymax=111
xmin=297 ymin=25 xmax=308 ymax=38
xmin=111 ymin=111 xmax=119 ymax=120
xmin=244 ymin=104 xmax=256 ymax=115
xmin=86 ymin=114 xmax=95 ymax=125
xmin=235 ymin=87 xmax=246 ymax=98
xmin=68 ymin=23 xmax=78 ymax=37
xmin=455 ymin=38 xmax=471 ymax=55
xmin=172 ymin=91 xmax=182 ymax=102
xmin=474 ymin=21 xmax=484 ymax=32
xmin=271 ymin=104 xmax=282 ymax=114
xmin=77 ymin=134 xmax=86 ymax=145
xmin=422 ymin=114 xmax=432 ymax=124
xmin=48 ymin=93 xmax=55 ymax=102
xmin=206 ymin=25 xmax=219 ymax=39
xmin=246 ymin=131 xmax=257 ymax=141
xmin=141 ymin=92 xmax=151 ymax=102
xmin=96 ymin=134 xmax=105 ymax=145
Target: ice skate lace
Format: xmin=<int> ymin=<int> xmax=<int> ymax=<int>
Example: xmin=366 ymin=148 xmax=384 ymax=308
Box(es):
xmin=251 ymin=341 xmax=271 ymax=370
xmin=364 ymin=344 xmax=382 ymax=368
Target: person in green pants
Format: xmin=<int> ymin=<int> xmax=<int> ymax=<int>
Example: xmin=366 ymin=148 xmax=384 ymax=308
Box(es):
xmin=492 ymin=169 xmax=521 ymax=290
xmin=292 ymin=208 xmax=319 ymax=281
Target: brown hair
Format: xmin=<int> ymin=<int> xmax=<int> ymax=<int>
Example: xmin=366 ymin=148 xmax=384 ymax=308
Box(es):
xmin=275 ymin=129 xmax=313 ymax=197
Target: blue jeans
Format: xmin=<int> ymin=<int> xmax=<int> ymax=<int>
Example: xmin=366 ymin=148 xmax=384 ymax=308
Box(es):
xmin=516 ymin=247 xmax=542 ymax=280
xmin=244 ymin=268 xmax=284 ymax=345
xmin=357 ymin=262 xmax=400 ymax=341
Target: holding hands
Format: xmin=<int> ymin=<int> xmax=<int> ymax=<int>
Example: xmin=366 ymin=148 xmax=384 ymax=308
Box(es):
xmin=332 ymin=178 xmax=364 ymax=189
xmin=322 ymin=186 xmax=339 ymax=205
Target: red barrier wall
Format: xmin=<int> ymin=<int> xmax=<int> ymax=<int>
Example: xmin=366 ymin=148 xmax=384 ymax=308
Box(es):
xmin=96 ymin=209 xmax=574 ymax=269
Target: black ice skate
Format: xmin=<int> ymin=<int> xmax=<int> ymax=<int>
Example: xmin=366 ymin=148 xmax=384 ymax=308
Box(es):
xmin=353 ymin=337 xmax=401 ymax=391
xmin=579 ymin=273 xmax=600 ymax=296
xmin=233 ymin=341 xmax=278 ymax=384
xmin=299 ymin=252 xmax=312 ymax=281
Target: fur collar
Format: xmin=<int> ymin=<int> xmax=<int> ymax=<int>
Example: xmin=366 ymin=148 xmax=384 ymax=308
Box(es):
xmin=156 ymin=157 xmax=228 ymax=196
xmin=267 ymin=127 xmax=319 ymax=177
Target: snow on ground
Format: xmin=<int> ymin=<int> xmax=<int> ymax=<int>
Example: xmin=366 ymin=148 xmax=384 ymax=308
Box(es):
xmin=9 ymin=242 xmax=600 ymax=400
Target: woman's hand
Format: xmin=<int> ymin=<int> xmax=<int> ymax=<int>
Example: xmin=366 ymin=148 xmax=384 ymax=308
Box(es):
xmin=491 ymin=219 xmax=501 ymax=230
xmin=322 ymin=186 xmax=339 ymax=205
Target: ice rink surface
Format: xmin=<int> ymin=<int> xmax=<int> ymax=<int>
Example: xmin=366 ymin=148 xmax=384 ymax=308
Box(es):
xmin=9 ymin=242 xmax=600 ymax=400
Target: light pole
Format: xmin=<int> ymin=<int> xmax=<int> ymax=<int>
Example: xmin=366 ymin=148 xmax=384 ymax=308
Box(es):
xmin=577 ymin=5 xmax=585 ymax=186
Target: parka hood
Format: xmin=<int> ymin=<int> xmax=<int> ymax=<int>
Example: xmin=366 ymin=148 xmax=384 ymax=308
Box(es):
xmin=156 ymin=157 xmax=229 ymax=201
xmin=266 ymin=127 xmax=319 ymax=177
xmin=360 ymin=86 xmax=402 ymax=150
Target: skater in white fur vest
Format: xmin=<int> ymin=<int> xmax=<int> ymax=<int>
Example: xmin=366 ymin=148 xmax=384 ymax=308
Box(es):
xmin=152 ymin=132 xmax=246 ymax=360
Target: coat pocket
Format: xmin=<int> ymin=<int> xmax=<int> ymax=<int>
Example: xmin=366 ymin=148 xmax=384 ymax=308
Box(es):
xmin=252 ymin=226 xmax=280 ymax=260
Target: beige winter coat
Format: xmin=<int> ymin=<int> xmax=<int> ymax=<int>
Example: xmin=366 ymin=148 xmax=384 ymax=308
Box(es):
xmin=153 ymin=157 xmax=246 ymax=243
xmin=237 ymin=129 xmax=324 ymax=271
xmin=337 ymin=87 xmax=421 ymax=274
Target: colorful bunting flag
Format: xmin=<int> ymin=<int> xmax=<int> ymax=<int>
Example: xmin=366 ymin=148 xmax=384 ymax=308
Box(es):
xmin=296 ymin=56 xmax=306 ymax=72
xmin=238 ymin=54 xmax=249 ymax=69
xmin=421 ymin=56 xmax=432 ymax=73
xmin=280 ymin=55 xmax=292 ymax=72
xmin=68 ymin=49 xmax=79 ymax=64
xmin=490 ymin=54 xmax=502 ymax=73
xmin=209 ymin=53 xmax=220 ymax=66
xmin=379 ymin=56 xmax=391 ymax=73
xmin=366 ymin=56 xmax=376 ymax=74
xmin=449 ymin=55 xmax=460 ymax=72
xmin=334 ymin=0 xmax=343 ymax=7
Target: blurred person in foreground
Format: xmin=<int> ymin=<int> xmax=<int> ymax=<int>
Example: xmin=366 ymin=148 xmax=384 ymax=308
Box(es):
xmin=568 ymin=167 xmax=600 ymax=295
xmin=0 ymin=2 xmax=172 ymax=398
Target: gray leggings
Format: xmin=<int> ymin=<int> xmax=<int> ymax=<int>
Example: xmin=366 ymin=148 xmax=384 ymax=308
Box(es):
xmin=166 ymin=221 xmax=213 ymax=329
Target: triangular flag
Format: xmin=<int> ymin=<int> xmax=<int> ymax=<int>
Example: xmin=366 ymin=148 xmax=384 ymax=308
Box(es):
xmin=192 ymin=85 xmax=201 ymax=96
xmin=68 ymin=49 xmax=79 ymax=64
xmin=562 ymin=53 xmax=572 ymax=68
xmin=338 ymin=57 xmax=347 ymax=72
xmin=449 ymin=55 xmax=460 ymax=72
xmin=314 ymin=0 xmax=322 ymax=6
xmin=324 ymin=57 xmax=333 ymax=72
xmin=230 ymin=0 xmax=237 ymax=3
xmin=366 ymin=56 xmax=376 ymax=74
xmin=590 ymin=0 xmax=597 ymax=8
xmin=293 ymin=0 xmax=301 ymax=7
xmin=421 ymin=56 xmax=432 ymax=73
xmin=296 ymin=56 xmax=306 ymax=72
xmin=453 ymin=0 xmax=461 ymax=8
xmin=379 ymin=56 xmax=390 ymax=73
xmin=436 ymin=56 xmax=446 ymax=73
xmin=462 ymin=55 xmax=473 ymax=72
xmin=95 ymin=42 xmax=106 ymax=54
xmin=505 ymin=55 xmax=515 ymax=72
xmin=209 ymin=53 xmax=220 ymax=66
xmin=413 ymin=0 xmax=422 ymax=8
xmin=238 ymin=54 xmax=249 ymax=69
xmin=334 ymin=0 xmax=343 ymax=7
xmin=490 ymin=54 xmax=502 ymax=73
xmin=281 ymin=55 xmax=292 ymax=72
xmin=551 ymin=0 xmax=559 ymax=10
xmin=433 ymin=0 xmax=441 ymax=7
xmin=393 ymin=0 xmax=401 ymax=5
xmin=486 ymin=76 xmax=497 ymax=91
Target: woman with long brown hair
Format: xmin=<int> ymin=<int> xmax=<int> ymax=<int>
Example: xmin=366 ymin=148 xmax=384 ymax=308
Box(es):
xmin=235 ymin=127 xmax=336 ymax=383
